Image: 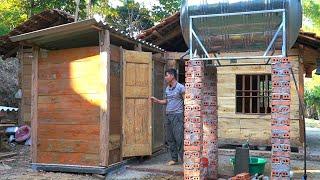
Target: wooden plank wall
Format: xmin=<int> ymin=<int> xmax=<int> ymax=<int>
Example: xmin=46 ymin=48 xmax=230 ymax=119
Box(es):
xmin=152 ymin=57 xmax=165 ymax=152
xmin=21 ymin=49 xmax=33 ymax=125
xmin=22 ymin=45 xmax=139 ymax=165
xmin=217 ymin=50 xmax=302 ymax=147
xmin=36 ymin=47 xmax=101 ymax=166
xmin=108 ymin=45 xmax=122 ymax=164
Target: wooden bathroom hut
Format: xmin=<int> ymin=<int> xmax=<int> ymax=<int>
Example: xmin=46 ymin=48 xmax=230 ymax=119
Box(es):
xmin=10 ymin=18 xmax=166 ymax=174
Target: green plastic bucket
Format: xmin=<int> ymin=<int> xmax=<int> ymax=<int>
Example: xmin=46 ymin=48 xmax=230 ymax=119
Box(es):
xmin=230 ymin=156 xmax=267 ymax=175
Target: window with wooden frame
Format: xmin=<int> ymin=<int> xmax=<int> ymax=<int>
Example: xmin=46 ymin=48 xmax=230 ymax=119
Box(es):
xmin=236 ymin=74 xmax=272 ymax=114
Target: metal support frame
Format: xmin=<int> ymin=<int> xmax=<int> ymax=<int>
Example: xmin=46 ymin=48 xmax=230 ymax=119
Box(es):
xmin=189 ymin=9 xmax=287 ymax=66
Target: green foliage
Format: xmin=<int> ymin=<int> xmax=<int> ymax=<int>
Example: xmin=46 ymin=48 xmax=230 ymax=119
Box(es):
xmin=103 ymin=1 xmax=154 ymax=36
xmin=152 ymin=0 xmax=181 ymax=22
xmin=0 ymin=0 xmax=28 ymax=35
xmin=27 ymin=0 xmax=88 ymax=19
xmin=305 ymin=70 xmax=320 ymax=90
xmin=302 ymin=0 xmax=320 ymax=34
xmin=305 ymin=85 xmax=320 ymax=114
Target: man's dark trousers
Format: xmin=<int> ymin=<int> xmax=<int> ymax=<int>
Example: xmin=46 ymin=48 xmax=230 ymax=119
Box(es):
xmin=165 ymin=113 xmax=184 ymax=162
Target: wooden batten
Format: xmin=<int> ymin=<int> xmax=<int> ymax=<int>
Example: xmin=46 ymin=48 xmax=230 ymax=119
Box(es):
xmin=31 ymin=46 xmax=39 ymax=163
xmin=119 ymin=46 xmax=124 ymax=161
xmin=18 ymin=45 xmax=24 ymax=126
xmin=99 ymin=30 xmax=111 ymax=166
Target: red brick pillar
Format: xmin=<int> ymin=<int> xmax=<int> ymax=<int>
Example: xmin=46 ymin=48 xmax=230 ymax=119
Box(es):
xmin=184 ymin=61 xmax=218 ymax=180
xmin=202 ymin=66 xmax=218 ymax=179
xmin=271 ymin=57 xmax=291 ymax=179
xmin=184 ymin=60 xmax=205 ymax=180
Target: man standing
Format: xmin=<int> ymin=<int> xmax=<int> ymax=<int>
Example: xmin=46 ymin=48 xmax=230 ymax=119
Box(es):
xmin=150 ymin=69 xmax=185 ymax=165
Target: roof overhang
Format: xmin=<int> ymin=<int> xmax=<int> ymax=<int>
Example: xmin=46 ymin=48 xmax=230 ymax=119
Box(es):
xmin=10 ymin=19 xmax=164 ymax=53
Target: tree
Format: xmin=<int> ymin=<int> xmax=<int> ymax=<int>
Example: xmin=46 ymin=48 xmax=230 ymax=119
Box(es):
xmin=0 ymin=0 xmax=28 ymax=35
xmin=106 ymin=1 xmax=154 ymax=36
xmin=27 ymin=0 xmax=88 ymax=19
xmin=152 ymin=0 xmax=181 ymax=22
xmin=305 ymin=86 xmax=320 ymax=119
xmin=302 ymin=0 xmax=320 ymax=34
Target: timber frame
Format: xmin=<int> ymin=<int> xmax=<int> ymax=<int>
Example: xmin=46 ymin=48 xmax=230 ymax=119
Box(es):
xmin=10 ymin=18 xmax=166 ymax=174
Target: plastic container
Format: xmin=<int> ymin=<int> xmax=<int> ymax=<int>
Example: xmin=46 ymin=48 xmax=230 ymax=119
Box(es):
xmin=15 ymin=125 xmax=31 ymax=143
xmin=230 ymin=156 xmax=267 ymax=175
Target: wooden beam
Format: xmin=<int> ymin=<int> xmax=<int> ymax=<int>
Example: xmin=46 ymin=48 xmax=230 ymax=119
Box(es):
xmin=151 ymin=30 xmax=163 ymax=38
xmin=99 ymin=30 xmax=110 ymax=166
xmin=31 ymin=46 xmax=39 ymax=163
xmin=121 ymin=49 xmax=126 ymax=157
xmin=164 ymin=52 xmax=190 ymax=60
xmin=119 ymin=46 xmax=124 ymax=161
xmin=18 ymin=45 xmax=24 ymax=126
xmin=154 ymin=27 xmax=182 ymax=45
xmin=144 ymin=17 xmax=179 ymax=40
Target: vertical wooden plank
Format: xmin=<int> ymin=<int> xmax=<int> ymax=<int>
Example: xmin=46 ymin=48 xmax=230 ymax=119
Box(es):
xmin=99 ymin=30 xmax=110 ymax=166
xmin=151 ymin=56 xmax=155 ymax=151
xmin=119 ymin=46 xmax=124 ymax=161
xmin=121 ymin=49 xmax=127 ymax=156
xmin=18 ymin=45 xmax=24 ymax=126
xmin=257 ymin=75 xmax=260 ymax=113
xmin=151 ymin=56 xmax=166 ymax=151
xmin=298 ymin=61 xmax=305 ymax=143
xmin=250 ymin=75 xmax=252 ymax=113
xmin=31 ymin=46 xmax=39 ymax=163
xmin=149 ymin=52 xmax=153 ymax=154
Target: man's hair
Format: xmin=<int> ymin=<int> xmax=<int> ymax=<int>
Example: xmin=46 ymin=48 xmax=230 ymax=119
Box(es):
xmin=165 ymin=68 xmax=177 ymax=79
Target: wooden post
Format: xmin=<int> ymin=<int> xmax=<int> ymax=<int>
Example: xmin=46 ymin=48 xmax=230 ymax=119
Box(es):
xmin=119 ymin=46 xmax=124 ymax=161
xmin=18 ymin=45 xmax=24 ymax=126
xmin=271 ymin=57 xmax=291 ymax=179
xmin=99 ymin=30 xmax=111 ymax=166
xmin=31 ymin=46 xmax=39 ymax=163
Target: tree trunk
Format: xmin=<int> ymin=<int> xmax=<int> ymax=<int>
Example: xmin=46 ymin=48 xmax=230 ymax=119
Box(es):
xmin=29 ymin=0 xmax=35 ymax=17
xmin=87 ymin=0 xmax=92 ymax=19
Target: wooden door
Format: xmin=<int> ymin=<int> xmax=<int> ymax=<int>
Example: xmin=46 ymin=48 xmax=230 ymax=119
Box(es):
xmin=122 ymin=50 xmax=152 ymax=157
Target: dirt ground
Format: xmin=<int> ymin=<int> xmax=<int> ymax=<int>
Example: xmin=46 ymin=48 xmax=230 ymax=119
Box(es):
xmin=0 ymin=124 xmax=319 ymax=179
xmin=0 ymin=145 xmax=100 ymax=180
xmin=0 ymin=145 xmax=182 ymax=180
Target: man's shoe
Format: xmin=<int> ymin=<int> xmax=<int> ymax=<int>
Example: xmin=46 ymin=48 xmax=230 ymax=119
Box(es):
xmin=167 ymin=160 xmax=178 ymax=165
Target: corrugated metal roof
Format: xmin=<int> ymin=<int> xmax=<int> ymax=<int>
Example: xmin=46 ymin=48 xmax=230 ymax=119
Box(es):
xmin=0 ymin=9 xmax=74 ymax=58
xmin=0 ymin=106 xmax=18 ymax=112
xmin=10 ymin=18 xmax=165 ymax=53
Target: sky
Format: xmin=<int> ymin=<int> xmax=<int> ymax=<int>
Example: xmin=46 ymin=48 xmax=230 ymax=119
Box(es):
xmin=109 ymin=0 xmax=160 ymax=10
